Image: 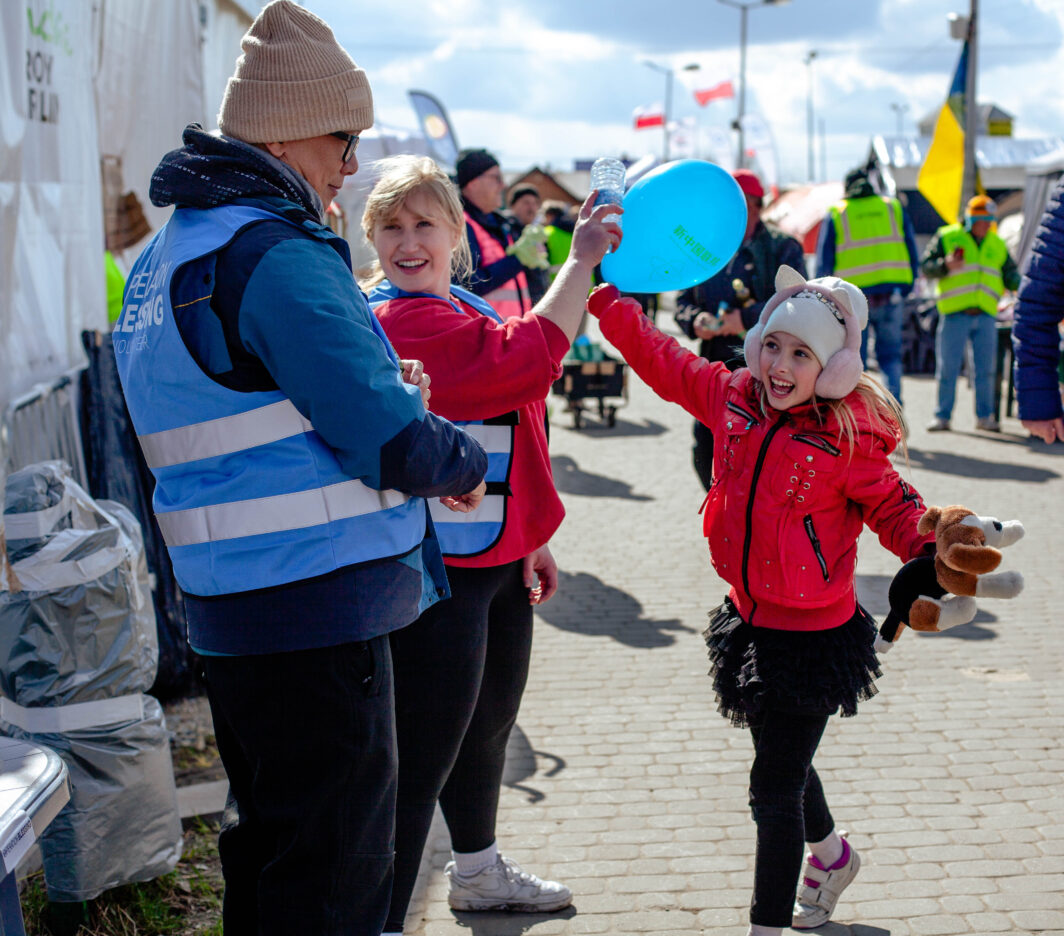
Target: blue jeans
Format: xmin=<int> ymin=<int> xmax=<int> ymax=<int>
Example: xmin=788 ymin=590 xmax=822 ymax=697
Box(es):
xmin=934 ymin=311 xmax=997 ymax=421
xmin=859 ymin=291 xmax=904 ymax=403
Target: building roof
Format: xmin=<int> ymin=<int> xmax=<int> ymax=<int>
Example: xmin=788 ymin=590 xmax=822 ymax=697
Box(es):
xmin=870 ymin=134 xmax=1064 ymax=192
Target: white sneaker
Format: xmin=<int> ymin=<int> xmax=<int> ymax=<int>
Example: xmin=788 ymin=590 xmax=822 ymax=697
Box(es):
xmin=445 ymin=855 xmax=572 ymax=912
xmin=792 ymin=838 xmax=861 ymax=929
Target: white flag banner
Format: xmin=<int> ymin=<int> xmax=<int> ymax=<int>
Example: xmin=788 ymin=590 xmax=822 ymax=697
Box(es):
xmin=668 ymin=117 xmax=697 ymax=159
xmin=741 ymin=113 xmax=779 ymax=197
xmin=704 ymin=127 xmax=736 ymax=172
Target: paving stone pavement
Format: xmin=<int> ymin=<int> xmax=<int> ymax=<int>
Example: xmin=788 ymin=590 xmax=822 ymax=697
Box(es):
xmin=401 ymin=313 xmax=1064 ymax=936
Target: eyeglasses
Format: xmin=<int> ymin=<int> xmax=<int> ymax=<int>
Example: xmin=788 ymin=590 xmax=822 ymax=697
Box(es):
xmin=330 ymin=132 xmax=360 ymax=165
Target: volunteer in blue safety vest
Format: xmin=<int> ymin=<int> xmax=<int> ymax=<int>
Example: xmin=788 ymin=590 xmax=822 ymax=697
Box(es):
xmin=816 ymin=166 xmax=919 ymax=405
xmin=921 ymin=194 xmax=1020 ymax=433
xmin=112 ymin=3 xmax=486 ymax=934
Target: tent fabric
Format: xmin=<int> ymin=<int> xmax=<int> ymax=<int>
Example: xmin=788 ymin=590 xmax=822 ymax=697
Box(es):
xmin=762 ymin=182 xmax=844 ymax=255
xmin=1017 ymin=146 xmax=1064 ymax=272
xmin=1 ymin=1 xmax=105 ymax=411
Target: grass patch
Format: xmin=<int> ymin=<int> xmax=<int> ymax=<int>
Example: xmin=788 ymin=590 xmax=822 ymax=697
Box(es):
xmin=20 ymin=819 xmax=223 ymax=936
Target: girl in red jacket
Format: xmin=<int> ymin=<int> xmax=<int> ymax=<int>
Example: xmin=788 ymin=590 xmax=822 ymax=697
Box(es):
xmin=588 ymin=265 xmax=934 ymax=936
xmin=360 ymin=155 xmax=619 ymax=934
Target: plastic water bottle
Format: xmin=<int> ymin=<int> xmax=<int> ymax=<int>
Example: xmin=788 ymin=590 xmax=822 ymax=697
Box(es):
xmin=589 ymin=157 xmax=625 ymax=232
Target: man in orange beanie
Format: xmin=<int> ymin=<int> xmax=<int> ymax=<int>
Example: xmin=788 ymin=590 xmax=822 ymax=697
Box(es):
xmin=921 ymin=194 xmax=1020 ymax=432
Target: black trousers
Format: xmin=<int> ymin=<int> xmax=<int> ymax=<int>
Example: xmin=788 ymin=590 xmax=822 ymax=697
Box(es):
xmin=385 ymin=560 xmax=534 ymax=932
xmin=748 ymin=708 xmax=835 ymax=927
xmin=201 ymin=638 xmax=396 ymax=936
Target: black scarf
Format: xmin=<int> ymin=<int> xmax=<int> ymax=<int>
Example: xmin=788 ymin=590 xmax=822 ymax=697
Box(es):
xmin=149 ymin=123 xmax=321 ymax=217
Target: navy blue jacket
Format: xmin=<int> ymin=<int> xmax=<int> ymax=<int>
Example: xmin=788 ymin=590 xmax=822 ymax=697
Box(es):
xmin=1013 ymin=175 xmax=1064 ymax=422
xmin=145 ymin=125 xmax=486 ymax=654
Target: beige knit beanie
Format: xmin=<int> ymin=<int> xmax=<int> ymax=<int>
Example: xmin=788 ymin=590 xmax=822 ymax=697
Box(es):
xmin=217 ymin=0 xmax=373 ymax=143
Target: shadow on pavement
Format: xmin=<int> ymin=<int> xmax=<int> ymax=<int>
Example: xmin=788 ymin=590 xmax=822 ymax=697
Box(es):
xmin=452 ymin=904 xmax=578 ymax=934
xmin=502 ymin=725 xmax=565 ymax=804
xmin=537 ymin=570 xmax=694 ymax=648
xmin=857 ymin=573 xmax=999 ymax=642
xmin=553 ymin=415 xmax=669 ymax=439
xmin=550 ymin=455 xmax=653 ymax=500
xmin=906 ymin=447 xmax=1060 ymax=482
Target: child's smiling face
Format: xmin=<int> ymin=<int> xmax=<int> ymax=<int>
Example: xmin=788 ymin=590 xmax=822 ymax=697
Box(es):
xmin=759 ymin=331 xmax=823 ymax=410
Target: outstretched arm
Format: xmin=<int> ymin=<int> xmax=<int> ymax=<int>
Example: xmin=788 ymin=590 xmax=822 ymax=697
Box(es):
xmin=532 ymin=193 xmax=622 ymax=342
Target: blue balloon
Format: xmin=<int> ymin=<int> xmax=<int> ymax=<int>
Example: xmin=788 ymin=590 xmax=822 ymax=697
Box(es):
xmin=601 ymin=160 xmax=747 ymax=293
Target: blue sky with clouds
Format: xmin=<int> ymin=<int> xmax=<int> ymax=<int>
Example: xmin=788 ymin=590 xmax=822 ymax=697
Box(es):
xmin=301 ymin=0 xmax=1063 ymax=185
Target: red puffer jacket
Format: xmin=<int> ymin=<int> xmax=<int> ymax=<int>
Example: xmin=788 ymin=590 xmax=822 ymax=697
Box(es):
xmin=591 ymin=288 xmax=933 ymax=631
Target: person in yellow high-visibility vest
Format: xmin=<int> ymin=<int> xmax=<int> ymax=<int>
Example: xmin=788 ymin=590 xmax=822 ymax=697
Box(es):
xmin=816 ymin=166 xmax=919 ymax=405
xmin=921 ymin=195 xmax=1021 ymax=432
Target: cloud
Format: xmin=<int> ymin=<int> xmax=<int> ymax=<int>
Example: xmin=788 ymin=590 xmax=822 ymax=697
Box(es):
xmin=305 ymin=0 xmax=1064 ymax=184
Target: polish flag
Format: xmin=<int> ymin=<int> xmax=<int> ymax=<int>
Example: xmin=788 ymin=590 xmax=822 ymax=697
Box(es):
xmin=693 ymin=79 xmax=734 ymax=106
xmin=633 ymin=103 xmax=665 ymax=130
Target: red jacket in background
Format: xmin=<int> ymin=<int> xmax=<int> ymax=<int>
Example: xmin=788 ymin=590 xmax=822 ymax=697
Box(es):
xmin=596 ymin=298 xmax=933 ymax=631
xmin=374 ymin=294 xmax=568 ymax=568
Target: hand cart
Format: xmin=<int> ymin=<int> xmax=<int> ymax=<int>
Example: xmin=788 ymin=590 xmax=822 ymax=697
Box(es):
xmin=551 ymin=355 xmax=628 ymax=429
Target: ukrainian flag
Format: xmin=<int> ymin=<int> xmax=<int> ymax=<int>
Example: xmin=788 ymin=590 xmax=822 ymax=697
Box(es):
xmin=917 ymin=40 xmax=969 ymax=225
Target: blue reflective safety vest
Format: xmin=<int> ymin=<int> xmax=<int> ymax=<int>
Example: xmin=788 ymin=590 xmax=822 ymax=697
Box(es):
xmin=114 ymin=205 xmax=428 ymax=596
xmin=368 ymin=281 xmax=518 ymax=558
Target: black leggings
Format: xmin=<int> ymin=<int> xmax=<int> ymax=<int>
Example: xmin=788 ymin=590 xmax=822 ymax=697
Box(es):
xmin=748 ymin=708 xmax=836 ymax=928
xmin=385 ymin=560 xmax=534 ymax=932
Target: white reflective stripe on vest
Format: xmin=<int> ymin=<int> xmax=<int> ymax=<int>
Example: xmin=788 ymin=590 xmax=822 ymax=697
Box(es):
xmin=937 ymin=284 xmax=975 ymax=300
xmin=831 ymin=259 xmax=912 ymax=278
xmin=0 ymin=694 xmax=145 ymax=733
xmin=157 ymin=480 xmax=409 ymax=547
xmin=427 ymin=495 xmax=505 ymax=527
xmin=462 ymin=424 xmax=511 ymax=453
xmin=138 ymin=399 xmax=314 ymax=469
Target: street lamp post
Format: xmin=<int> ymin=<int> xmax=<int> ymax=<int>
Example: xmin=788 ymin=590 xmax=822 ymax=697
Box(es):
xmin=805 ymin=50 xmax=817 ymax=182
xmin=641 ymin=60 xmax=700 ymax=163
xmin=889 ymin=101 xmax=909 ymax=136
xmin=716 ymin=0 xmax=791 ymax=169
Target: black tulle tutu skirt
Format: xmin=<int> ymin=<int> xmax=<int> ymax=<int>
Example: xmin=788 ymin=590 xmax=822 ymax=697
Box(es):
xmin=704 ymin=598 xmax=882 ymax=727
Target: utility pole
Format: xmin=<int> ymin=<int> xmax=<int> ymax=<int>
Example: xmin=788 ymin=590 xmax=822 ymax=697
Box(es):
xmin=961 ymin=0 xmax=979 ymax=205
xmin=805 ymin=50 xmax=817 ymax=182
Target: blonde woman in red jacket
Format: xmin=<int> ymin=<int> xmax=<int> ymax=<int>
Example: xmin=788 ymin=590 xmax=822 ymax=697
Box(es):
xmin=361 ymin=155 xmax=620 ymax=934
xmin=588 ymin=266 xmax=935 ymax=936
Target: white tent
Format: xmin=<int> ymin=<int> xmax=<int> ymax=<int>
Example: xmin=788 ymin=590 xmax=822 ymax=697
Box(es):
xmin=1016 ymin=145 xmax=1064 ymax=272
xmin=1 ymin=0 xmax=256 ymax=419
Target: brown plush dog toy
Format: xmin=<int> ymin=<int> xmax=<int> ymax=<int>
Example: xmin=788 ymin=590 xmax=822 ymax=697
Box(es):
xmin=876 ymin=505 xmax=1025 ymax=651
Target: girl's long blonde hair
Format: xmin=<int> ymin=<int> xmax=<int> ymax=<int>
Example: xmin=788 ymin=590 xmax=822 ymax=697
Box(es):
xmin=358 ymin=155 xmax=473 ymax=290
xmin=754 ymin=371 xmax=910 ymax=462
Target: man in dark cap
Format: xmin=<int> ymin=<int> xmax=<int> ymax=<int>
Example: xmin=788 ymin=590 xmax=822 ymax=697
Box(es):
xmin=456 ymin=148 xmax=548 ymax=317
xmin=112 ymin=2 xmax=487 ymax=932
xmin=674 ymin=168 xmax=804 ymax=489
xmin=816 ymin=166 xmax=919 ymax=405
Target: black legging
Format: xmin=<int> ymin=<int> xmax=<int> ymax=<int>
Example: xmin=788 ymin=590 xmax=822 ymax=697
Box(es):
xmin=748 ymin=708 xmax=836 ymax=928
xmin=385 ymin=560 xmax=534 ymax=932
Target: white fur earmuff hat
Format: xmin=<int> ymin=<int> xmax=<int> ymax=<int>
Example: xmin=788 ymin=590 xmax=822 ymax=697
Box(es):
xmin=743 ymin=265 xmax=869 ymax=399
